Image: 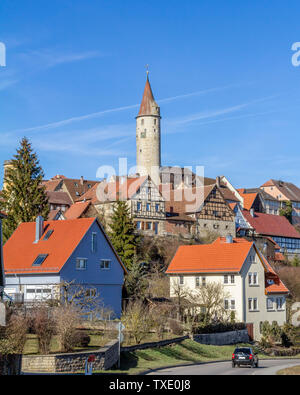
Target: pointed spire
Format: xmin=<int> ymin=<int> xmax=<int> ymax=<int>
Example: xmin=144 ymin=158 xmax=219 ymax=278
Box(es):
xmin=137 ymin=70 xmax=160 ymax=117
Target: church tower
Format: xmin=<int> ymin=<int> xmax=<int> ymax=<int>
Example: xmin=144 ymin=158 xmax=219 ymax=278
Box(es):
xmin=136 ymin=72 xmax=161 ymax=185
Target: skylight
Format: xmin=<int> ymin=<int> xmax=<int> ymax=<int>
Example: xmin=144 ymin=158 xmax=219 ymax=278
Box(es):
xmin=32 ymin=254 xmax=48 ymax=267
xmin=43 ymin=230 xmax=54 ymax=241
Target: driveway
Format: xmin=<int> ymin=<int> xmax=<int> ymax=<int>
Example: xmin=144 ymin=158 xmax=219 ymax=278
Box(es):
xmin=146 ymin=359 xmax=300 ymax=375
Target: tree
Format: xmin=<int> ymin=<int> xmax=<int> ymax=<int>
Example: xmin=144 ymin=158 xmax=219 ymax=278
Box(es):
xmin=109 ymin=200 xmax=138 ymax=270
xmin=124 ymin=255 xmax=148 ymax=299
xmin=280 ymin=201 xmax=293 ymax=224
xmin=0 ymin=138 xmax=49 ymax=241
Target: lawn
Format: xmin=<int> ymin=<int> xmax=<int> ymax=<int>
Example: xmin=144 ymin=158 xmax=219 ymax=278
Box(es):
xmin=277 ymin=365 xmax=300 ymax=375
xmin=95 ymin=340 xmax=253 ymax=375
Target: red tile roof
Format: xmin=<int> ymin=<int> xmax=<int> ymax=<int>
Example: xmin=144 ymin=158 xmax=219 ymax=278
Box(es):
xmin=261 ymin=179 xmax=300 ymax=202
xmin=166 ymin=237 xmax=253 ymax=274
xmin=239 ymin=192 xmax=258 ymax=210
xmin=265 ymin=274 xmax=289 ymax=294
xmin=97 ymin=176 xmax=148 ymax=202
xmin=64 ymin=201 xmax=91 ymax=220
xmin=137 ymin=76 xmax=159 ymax=117
xmin=242 ymin=210 xmax=300 ymax=239
xmin=47 ymin=191 xmax=72 ymax=206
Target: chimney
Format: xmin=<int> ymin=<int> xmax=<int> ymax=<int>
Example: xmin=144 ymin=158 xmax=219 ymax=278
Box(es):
xmin=250 ymin=208 xmax=255 ymax=218
xmin=216 ymin=176 xmax=221 ymax=188
xmin=226 ymin=235 xmax=233 ymax=244
xmin=34 ymin=216 xmax=44 ymax=243
xmin=80 ymin=176 xmax=84 ymax=186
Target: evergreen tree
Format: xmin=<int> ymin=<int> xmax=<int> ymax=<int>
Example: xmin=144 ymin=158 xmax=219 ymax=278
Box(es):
xmin=109 ymin=200 xmax=138 ymax=270
xmin=124 ymin=255 xmax=147 ymax=299
xmin=0 ymin=138 xmax=49 ymax=241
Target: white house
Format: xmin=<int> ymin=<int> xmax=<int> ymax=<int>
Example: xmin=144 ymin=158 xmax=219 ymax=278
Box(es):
xmin=166 ymin=236 xmax=289 ymax=340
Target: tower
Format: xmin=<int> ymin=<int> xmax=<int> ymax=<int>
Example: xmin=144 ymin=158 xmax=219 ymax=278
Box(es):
xmin=136 ymin=72 xmax=161 ymax=185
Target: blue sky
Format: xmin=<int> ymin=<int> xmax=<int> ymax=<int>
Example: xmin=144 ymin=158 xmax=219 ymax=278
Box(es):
xmin=1 ymin=0 xmax=300 ymax=188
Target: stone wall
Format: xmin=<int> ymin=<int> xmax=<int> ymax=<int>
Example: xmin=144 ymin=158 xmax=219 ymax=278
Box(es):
xmin=21 ymin=340 xmax=119 ymax=374
xmin=121 ymin=336 xmax=189 ymax=353
xmin=0 ymin=354 xmax=22 ymax=375
xmin=192 ymin=329 xmax=249 ymax=346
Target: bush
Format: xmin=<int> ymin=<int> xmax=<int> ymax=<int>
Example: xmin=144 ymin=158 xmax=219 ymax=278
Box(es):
xmin=4 ymin=313 xmax=29 ymax=354
xmin=168 ymin=318 xmax=184 ymax=336
xmin=74 ymin=331 xmax=91 ymax=348
xmin=33 ymin=307 xmax=56 ymax=355
xmin=53 ymin=306 xmax=81 ymax=353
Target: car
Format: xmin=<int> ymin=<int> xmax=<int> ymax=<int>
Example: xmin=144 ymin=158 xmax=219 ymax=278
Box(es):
xmin=232 ymin=347 xmax=259 ymax=368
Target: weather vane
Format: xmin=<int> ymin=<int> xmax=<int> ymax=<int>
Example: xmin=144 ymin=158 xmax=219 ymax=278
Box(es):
xmin=146 ymin=64 xmax=149 ymax=77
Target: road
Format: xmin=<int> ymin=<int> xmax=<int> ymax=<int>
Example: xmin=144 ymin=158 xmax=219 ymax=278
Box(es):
xmin=146 ymin=359 xmax=300 ymax=375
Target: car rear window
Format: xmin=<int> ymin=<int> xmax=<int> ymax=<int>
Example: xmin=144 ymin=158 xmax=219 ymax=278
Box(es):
xmin=234 ymin=348 xmax=251 ymax=354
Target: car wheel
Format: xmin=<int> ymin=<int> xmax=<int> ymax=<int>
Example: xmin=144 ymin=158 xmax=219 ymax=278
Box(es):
xmin=256 ymin=361 xmax=259 ymax=368
xmin=232 ymin=362 xmax=235 ymax=368
xmin=251 ymin=362 xmax=255 ymax=368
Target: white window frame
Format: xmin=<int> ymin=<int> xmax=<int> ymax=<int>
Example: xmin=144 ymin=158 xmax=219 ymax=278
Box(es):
xmin=267 ymin=297 xmax=274 ymax=311
xmin=179 ymin=275 xmax=184 ymax=286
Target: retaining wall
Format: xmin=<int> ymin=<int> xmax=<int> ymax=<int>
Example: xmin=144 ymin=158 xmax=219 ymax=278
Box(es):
xmin=192 ymin=329 xmax=249 ymax=345
xmin=21 ymin=340 xmax=119 ymax=374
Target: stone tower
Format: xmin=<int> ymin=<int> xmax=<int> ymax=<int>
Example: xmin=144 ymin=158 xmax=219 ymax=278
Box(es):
xmin=136 ymin=73 xmax=161 ymax=185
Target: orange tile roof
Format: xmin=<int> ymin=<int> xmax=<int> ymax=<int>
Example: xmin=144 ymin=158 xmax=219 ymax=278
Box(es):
xmin=239 ymin=192 xmax=258 ymax=210
xmin=97 ymin=176 xmax=148 ymax=202
xmin=3 ymin=218 xmax=96 ymax=275
xmin=64 ymin=201 xmax=91 ymax=220
xmin=265 ymin=275 xmax=289 ymax=294
xmin=166 ymin=237 xmax=253 ymax=274
xmin=137 ymin=76 xmax=159 ymax=117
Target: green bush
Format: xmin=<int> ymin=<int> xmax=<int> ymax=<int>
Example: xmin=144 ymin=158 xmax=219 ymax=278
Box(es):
xmin=193 ymin=322 xmax=246 ymax=334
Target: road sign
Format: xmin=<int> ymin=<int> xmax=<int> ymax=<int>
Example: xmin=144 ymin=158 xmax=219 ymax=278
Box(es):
xmin=117 ymin=322 xmax=126 ymax=368
xmin=119 ymin=322 xmax=125 ymax=332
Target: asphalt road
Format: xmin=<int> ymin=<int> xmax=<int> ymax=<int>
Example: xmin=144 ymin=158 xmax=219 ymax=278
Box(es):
xmin=146 ymin=359 xmax=300 ymax=375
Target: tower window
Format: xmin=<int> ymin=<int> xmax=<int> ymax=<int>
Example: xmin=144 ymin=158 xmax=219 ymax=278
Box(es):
xmin=141 ymin=131 xmax=146 ymax=138
xmin=154 ymin=119 xmax=157 ymax=125
xmin=141 ymin=119 xmax=144 ymax=126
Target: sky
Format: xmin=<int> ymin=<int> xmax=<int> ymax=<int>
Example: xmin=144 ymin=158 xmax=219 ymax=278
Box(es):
xmin=1 ymin=0 xmax=300 ymax=188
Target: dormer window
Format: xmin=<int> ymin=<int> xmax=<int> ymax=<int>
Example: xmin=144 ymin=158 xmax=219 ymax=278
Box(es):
xmin=43 ymin=230 xmax=54 ymax=241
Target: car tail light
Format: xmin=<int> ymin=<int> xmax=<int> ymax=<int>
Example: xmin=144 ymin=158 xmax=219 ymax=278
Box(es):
xmin=249 ymin=354 xmax=253 ymax=360
xmin=232 ymin=353 xmax=235 ymax=359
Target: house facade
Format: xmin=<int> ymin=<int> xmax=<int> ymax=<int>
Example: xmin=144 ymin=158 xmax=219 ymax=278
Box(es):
xmin=166 ymin=237 xmax=289 ymax=340
xmin=261 ymin=179 xmax=300 ymax=225
xmin=3 ymin=217 xmax=127 ymax=318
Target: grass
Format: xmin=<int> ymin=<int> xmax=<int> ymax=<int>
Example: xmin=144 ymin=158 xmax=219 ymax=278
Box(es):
xmin=277 ymin=365 xmax=300 ymax=375
xmin=94 ymin=340 xmax=253 ymax=375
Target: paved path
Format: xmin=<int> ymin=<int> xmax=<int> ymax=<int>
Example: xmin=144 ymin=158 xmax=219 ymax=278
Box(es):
xmin=146 ymin=359 xmax=300 ymax=375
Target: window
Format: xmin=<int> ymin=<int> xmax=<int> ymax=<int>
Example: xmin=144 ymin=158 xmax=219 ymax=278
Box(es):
xmin=224 ymin=299 xmax=229 ymax=310
xmin=179 ymin=276 xmax=184 ymax=286
xmin=92 ymin=233 xmax=97 ymax=253
xmin=100 ymin=260 xmax=111 ymax=270
xmin=267 ymin=298 xmax=274 ymax=311
xmin=276 ymin=297 xmax=284 ymax=310
xmin=224 ymin=275 xmax=229 ymax=284
xmin=136 ymin=221 xmax=142 ymax=230
xmin=253 ymin=298 xmax=258 ymax=310
xmin=146 ymin=222 xmax=152 ymax=230
xmin=195 ymin=277 xmax=200 ymax=287
xmin=231 ymin=300 xmax=236 ymax=310
xmin=76 ymin=258 xmax=87 ymax=270
xmin=202 ymin=277 xmax=206 ymax=286
xmin=230 ymin=275 xmax=235 ymax=284
xmin=146 ymin=203 xmax=151 ymax=212
xmin=137 ymin=202 xmax=141 ymax=211
xmin=43 ymin=230 xmax=54 ymax=241
xmin=32 ymin=254 xmax=48 ymax=267
xmin=154 ymin=222 xmax=159 ymax=235
xmin=249 ymin=298 xmax=258 ymax=311
xmin=155 ymin=204 xmax=160 ymax=212
xmin=141 ymin=119 xmax=144 ymax=126
xmin=249 ymin=272 xmax=258 ymax=285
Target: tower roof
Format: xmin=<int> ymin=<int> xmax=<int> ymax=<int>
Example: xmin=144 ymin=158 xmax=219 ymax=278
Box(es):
xmin=137 ymin=74 xmax=160 ymax=117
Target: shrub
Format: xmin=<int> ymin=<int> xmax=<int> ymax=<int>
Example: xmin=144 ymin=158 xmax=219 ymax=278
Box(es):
xmin=168 ymin=318 xmax=184 ymax=336
xmin=33 ymin=307 xmax=56 ymax=355
xmin=4 ymin=313 xmax=29 ymax=354
xmin=53 ymin=306 xmax=81 ymax=353
xmin=74 ymin=331 xmax=91 ymax=348
xmin=193 ymin=322 xmax=246 ymax=334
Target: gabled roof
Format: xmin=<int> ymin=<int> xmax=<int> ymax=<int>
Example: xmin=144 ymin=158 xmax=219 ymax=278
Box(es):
xmin=3 ymin=218 xmax=127 ymax=275
xmin=47 ymin=209 xmax=65 ymax=221
xmin=76 ymin=183 xmax=100 ymax=204
xmin=261 ymin=179 xmax=300 ymax=202
xmin=137 ymin=75 xmax=160 ymax=117
xmin=97 ymin=176 xmax=149 ymax=202
xmin=46 ymin=191 xmax=72 ymax=206
xmin=239 ymin=192 xmax=258 ymax=210
xmin=61 ymin=178 xmax=99 ymax=203
xmin=166 ymin=237 xmax=253 ymax=274
xmin=242 ymin=210 xmax=300 ymax=239
xmin=64 ymin=201 xmax=91 ymax=220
